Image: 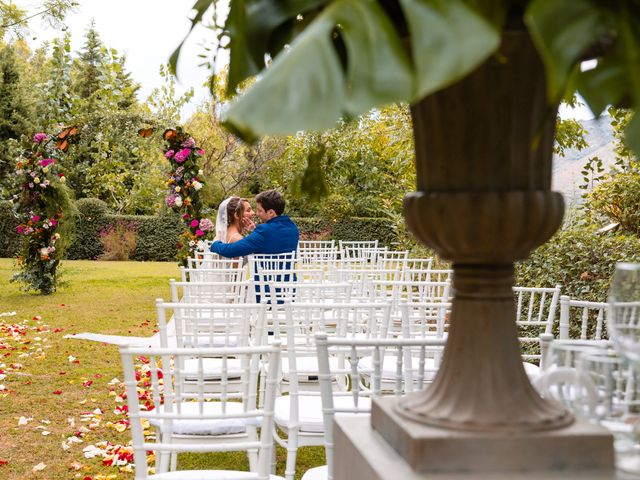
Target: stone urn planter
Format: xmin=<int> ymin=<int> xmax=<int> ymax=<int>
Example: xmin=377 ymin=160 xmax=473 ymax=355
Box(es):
xmin=397 ymin=27 xmax=571 ymax=432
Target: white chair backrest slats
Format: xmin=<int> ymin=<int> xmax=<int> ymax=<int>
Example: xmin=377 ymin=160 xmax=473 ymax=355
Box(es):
xmin=513 ymin=285 xmax=561 ymax=361
xmin=120 ymin=343 xmax=281 ymax=479
xmin=376 ymin=250 xmax=409 ymax=271
xmin=315 ymin=334 xmax=447 ymax=480
xmin=180 ymin=265 xmax=246 ymax=283
xmin=170 ymin=279 xmax=250 ymax=304
xmin=249 ymin=252 xmax=297 ymax=303
xmin=400 ymin=302 xmax=452 ymax=339
xmin=299 ymin=240 xmax=336 ymax=250
xmin=559 ymin=296 xmax=608 ymax=340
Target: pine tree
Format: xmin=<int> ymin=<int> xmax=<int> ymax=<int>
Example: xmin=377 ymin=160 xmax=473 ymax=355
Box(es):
xmin=72 ymin=22 xmax=105 ymax=105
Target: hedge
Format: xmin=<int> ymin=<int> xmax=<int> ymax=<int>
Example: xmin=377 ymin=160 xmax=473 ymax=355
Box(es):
xmin=0 ymin=200 xmax=20 ymax=258
xmin=0 ymin=198 xmax=398 ymax=261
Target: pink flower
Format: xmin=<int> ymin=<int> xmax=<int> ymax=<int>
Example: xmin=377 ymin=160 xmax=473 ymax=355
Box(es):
xmin=39 ymin=158 xmax=55 ymax=167
xmin=195 ymin=229 xmax=204 ymax=237
xmin=182 ymin=138 xmax=196 ymax=148
xmin=165 ymin=195 xmax=176 ymax=208
xmin=199 ymin=218 xmax=214 ymax=232
xmin=196 ymin=149 xmax=205 ymax=156
xmin=182 ymin=214 xmax=190 ymax=220
xmin=49 ymin=219 xmax=58 ymax=227
xmin=31 ymin=215 xmax=40 ymax=222
xmin=33 ymin=133 xmax=47 ymax=144
xmin=164 ymin=149 xmax=174 ymax=159
xmin=16 ymin=225 xmax=24 ymax=234
xmin=190 ymin=219 xmax=199 ymax=228
xmin=173 ymin=148 xmax=191 ymax=163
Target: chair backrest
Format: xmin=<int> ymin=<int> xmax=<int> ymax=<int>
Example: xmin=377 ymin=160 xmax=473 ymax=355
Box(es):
xmin=299 ymin=240 xmax=336 ymax=250
xmin=400 ymin=258 xmax=434 ymax=274
xmin=314 ymin=334 xmax=447 ymax=480
xmin=400 ymin=302 xmax=452 ymax=339
xmin=376 ymin=250 xmax=409 ymax=271
xmin=539 ymin=337 xmax=610 ymax=371
xmin=170 ymin=279 xmax=250 ymax=304
xmin=403 ymin=268 xmax=453 ymax=285
xmin=338 ymin=241 xmax=384 ymax=265
xmin=155 ymin=300 xmax=266 ymax=349
xmin=188 ymin=253 xmax=240 ymax=269
xmin=120 ymin=343 xmax=281 ymax=480
xmin=267 ymin=282 xmax=353 ymax=305
xmin=180 ymin=265 xmax=246 ymax=283
xmin=249 ymin=252 xmax=297 ymax=303
xmin=559 ymin=295 xmax=607 ymax=340
xmin=514 ymin=285 xmax=562 ymax=359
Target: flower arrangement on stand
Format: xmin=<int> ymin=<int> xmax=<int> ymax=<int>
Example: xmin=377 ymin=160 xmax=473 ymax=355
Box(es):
xmin=12 ymin=132 xmax=77 ymax=294
xmin=161 ymin=128 xmax=214 ymax=265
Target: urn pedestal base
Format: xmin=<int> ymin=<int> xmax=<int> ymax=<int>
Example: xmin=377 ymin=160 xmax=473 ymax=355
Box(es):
xmin=333 ymin=398 xmax=617 ymax=479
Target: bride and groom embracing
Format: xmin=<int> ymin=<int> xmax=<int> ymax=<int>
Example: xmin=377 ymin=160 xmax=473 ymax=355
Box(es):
xmin=210 ymin=189 xmax=299 ymax=258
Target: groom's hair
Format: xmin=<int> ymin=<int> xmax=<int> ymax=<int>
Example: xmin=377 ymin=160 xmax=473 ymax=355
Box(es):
xmin=256 ymin=190 xmax=285 ymax=215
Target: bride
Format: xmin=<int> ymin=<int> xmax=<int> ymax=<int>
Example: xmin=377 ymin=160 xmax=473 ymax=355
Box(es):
xmin=215 ymin=196 xmax=255 ymax=244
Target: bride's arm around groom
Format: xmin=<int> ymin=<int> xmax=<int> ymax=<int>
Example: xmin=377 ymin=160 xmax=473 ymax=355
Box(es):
xmin=210 ymin=190 xmax=299 ymax=258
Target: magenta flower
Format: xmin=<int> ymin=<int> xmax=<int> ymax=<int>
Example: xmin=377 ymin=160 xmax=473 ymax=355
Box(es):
xmin=182 ymin=214 xmax=190 ymax=220
xmin=195 ymin=229 xmax=204 ymax=237
xmin=190 ymin=219 xmax=199 ymax=228
xmin=173 ymin=148 xmax=191 ymax=163
xmin=199 ymin=218 xmax=214 ymax=232
xmin=196 ymin=149 xmax=205 ymax=155
xmin=31 ymin=215 xmax=40 ymax=222
xmin=33 ymin=133 xmax=48 ymax=144
xmin=164 ymin=149 xmax=175 ymax=159
xmin=39 ymin=158 xmax=55 ymax=168
xmin=165 ymin=195 xmax=176 ymax=208
xmin=50 ymin=219 xmax=58 ymax=227
xmin=16 ymin=225 xmax=24 ymax=234
xmin=182 ymin=138 xmax=196 ymax=148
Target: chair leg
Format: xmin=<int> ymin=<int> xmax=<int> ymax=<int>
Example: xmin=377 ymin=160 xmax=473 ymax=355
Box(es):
xmin=270 ymin=440 xmax=277 ymax=474
xmin=247 ymin=447 xmax=258 ymax=472
xmin=170 ymin=452 xmax=178 ymax=471
xmin=284 ymin=429 xmax=299 ymax=480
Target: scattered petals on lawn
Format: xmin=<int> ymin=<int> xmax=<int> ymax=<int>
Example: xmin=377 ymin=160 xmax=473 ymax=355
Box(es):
xmin=32 ymin=462 xmax=47 ymax=472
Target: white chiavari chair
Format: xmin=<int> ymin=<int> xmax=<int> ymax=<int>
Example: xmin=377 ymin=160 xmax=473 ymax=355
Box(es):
xmin=249 ymin=252 xmax=297 ymax=304
xmin=514 ymin=285 xmax=562 ymax=362
xmin=170 ymin=279 xmax=251 ymax=304
xmin=180 ymin=264 xmax=246 ymax=283
xmin=119 ymin=343 xmax=283 ymax=478
xmin=559 ymin=296 xmax=608 ymax=340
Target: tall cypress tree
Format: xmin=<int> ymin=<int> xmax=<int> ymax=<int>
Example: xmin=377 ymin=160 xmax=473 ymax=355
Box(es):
xmin=0 ymin=44 xmax=35 ymax=190
xmin=72 ymin=22 xmax=106 ymax=106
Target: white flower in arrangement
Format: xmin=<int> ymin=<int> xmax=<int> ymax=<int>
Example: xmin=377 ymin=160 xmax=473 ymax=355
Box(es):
xmin=175 ymin=186 xmax=181 ymax=193
xmin=43 ymin=222 xmax=50 ymax=229
xmin=174 ymin=196 xmax=183 ymax=207
xmin=60 ymin=176 xmax=66 ymax=183
xmin=40 ymin=247 xmax=49 ymax=256
xmin=48 ymin=246 xmax=56 ymax=253
xmin=198 ymin=169 xmax=204 ymax=175
xmin=192 ymin=180 xmax=203 ymax=191
xmin=188 ymin=240 xmax=195 ymax=247
xmin=53 ymin=233 xmax=61 ymax=240
xmin=34 ymin=177 xmax=41 ymax=184
xmin=43 ymin=167 xmax=49 ymax=173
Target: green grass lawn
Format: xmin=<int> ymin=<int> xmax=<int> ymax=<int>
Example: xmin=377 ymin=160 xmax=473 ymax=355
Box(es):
xmin=0 ymin=259 xmax=323 ymax=479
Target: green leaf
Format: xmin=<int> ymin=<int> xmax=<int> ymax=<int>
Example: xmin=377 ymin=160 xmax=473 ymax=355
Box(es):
xmin=624 ymin=113 xmax=640 ymax=160
xmin=525 ymin=0 xmax=613 ymax=101
xmin=576 ymin=48 xmax=628 ymax=117
xmin=169 ymin=0 xmax=215 ymax=75
xmin=245 ymin=0 xmax=329 ymax=68
xmin=222 ymin=15 xmax=345 ymax=141
xmin=226 ymin=0 xmax=261 ymax=94
xmin=398 ymin=0 xmax=501 ymax=99
xmin=332 ymin=0 xmax=414 ymax=115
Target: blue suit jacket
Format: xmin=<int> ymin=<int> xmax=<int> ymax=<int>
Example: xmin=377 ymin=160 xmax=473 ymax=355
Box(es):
xmin=210 ymin=215 xmax=299 ymax=258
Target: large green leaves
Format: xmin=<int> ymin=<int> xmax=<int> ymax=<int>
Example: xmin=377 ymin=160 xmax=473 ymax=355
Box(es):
xmin=398 ymin=0 xmax=501 ymax=99
xmin=224 ymin=0 xmax=415 ymax=139
xmin=222 ymin=15 xmax=344 ymax=141
xmin=525 ymin=0 xmax=614 ymax=101
xmin=169 ymin=0 xmax=216 ymax=75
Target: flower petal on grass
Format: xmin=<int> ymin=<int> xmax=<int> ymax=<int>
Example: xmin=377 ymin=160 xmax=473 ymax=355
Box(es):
xmin=32 ymin=462 xmax=46 ymax=471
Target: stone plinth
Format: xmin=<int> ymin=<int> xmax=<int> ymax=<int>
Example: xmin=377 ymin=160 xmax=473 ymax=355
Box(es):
xmin=334 ymin=410 xmax=622 ymax=480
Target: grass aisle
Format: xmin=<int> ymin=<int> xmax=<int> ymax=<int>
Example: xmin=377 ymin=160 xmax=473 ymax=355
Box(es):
xmin=0 ymin=259 xmax=323 ymax=479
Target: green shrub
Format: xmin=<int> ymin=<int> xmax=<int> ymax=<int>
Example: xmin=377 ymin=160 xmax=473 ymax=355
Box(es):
xmin=329 ymin=217 xmax=398 ymax=247
xmin=0 ymin=200 xmax=20 ymax=257
xmin=133 ymin=213 xmax=183 ymax=262
xmin=99 ymin=221 xmax=139 ymax=261
xmin=291 ymin=217 xmax=331 ymax=240
xmin=516 ymin=226 xmax=640 ymax=301
xmin=586 ymin=171 xmax=640 ymax=235
xmin=66 ymin=198 xmax=110 ymax=260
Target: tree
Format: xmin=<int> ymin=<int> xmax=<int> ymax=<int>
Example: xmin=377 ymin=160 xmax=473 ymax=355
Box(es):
xmin=0 ymin=43 xmax=34 ymax=190
xmin=71 ymin=22 xmax=104 ymax=104
xmin=0 ymin=0 xmax=76 ymax=40
xmin=37 ymin=32 xmax=73 ymax=129
xmin=146 ymin=64 xmax=194 ymax=125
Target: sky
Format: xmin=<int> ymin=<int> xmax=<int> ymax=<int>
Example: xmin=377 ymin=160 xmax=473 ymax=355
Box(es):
xmin=19 ymin=0 xmax=225 ymax=119
xmin=16 ymin=1 xmax=595 ymax=122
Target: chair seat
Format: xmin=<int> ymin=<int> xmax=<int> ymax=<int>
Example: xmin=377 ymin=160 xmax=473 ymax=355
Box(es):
xmin=301 ymin=465 xmax=327 ymax=480
xmin=149 ymin=401 xmax=260 ymax=435
xmin=151 ymin=471 xmax=284 ymax=479
xmin=182 ymin=357 xmax=243 ymax=380
xmin=274 ymin=395 xmax=371 ymax=433
xmin=278 ymin=356 xmax=341 ymax=383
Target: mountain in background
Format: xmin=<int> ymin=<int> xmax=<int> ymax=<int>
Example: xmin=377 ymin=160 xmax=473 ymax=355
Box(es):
xmin=552 ymin=116 xmax=616 ymax=205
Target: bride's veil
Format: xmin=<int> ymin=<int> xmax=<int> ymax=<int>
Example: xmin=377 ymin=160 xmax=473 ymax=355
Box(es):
xmin=215 ymin=197 xmax=232 ymax=243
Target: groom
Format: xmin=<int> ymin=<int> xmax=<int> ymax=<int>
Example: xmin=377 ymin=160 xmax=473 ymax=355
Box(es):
xmin=209 ymin=189 xmax=299 ymax=258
